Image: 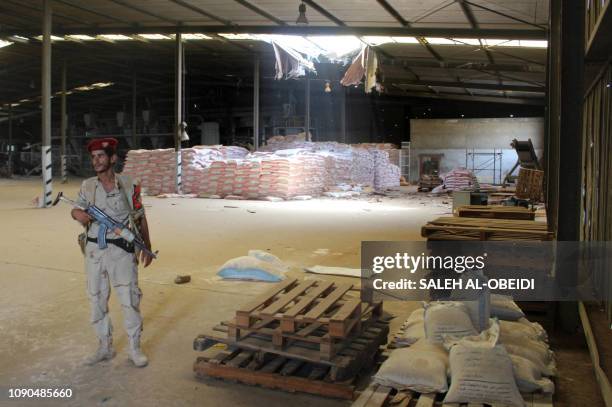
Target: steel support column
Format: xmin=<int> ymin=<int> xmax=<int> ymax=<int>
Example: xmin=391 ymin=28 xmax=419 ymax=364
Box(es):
xmin=305 ymin=76 xmax=310 ymax=141
xmin=174 ymin=32 xmax=183 ymax=194
xmin=132 ymin=70 xmax=137 ymax=148
xmin=60 ymin=60 xmax=67 ymax=183
xmin=7 ymin=104 xmax=12 ymax=175
xmin=41 ymin=0 xmax=52 ymax=207
xmin=253 ymin=56 xmax=260 ymax=150
xmin=340 ymin=86 xmax=346 ymax=143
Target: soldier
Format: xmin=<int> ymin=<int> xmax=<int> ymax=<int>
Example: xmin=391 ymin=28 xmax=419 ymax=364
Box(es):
xmin=71 ymin=137 xmax=154 ymax=367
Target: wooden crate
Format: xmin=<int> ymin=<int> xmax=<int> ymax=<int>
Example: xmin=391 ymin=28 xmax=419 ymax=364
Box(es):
xmin=456 ymin=205 xmax=536 ymax=220
xmin=421 ymin=217 xmax=553 ymax=241
xmin=352 ymin=383 xmax=553 ymax=407
xmin=516 ymin=168 xmax=544 ymax=202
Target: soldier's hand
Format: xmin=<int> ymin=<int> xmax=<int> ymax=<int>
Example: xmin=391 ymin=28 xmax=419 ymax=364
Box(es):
xmin=72 ymin=209 xmax=92 ymax=226
xmin=140 ymin=250 xmax=153 ymax=268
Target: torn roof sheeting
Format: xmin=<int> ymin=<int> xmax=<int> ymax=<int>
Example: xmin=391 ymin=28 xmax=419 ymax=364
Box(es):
xmin=256 ymin=34 xmax=363 ymax=79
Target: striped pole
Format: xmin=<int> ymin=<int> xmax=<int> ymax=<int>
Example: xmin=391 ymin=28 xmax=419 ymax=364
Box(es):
xmin=60 ymin=60 xmax=67 ymax=184
xmin=176 ymin=149 xmax=182 ymax=194
xmin=43 ymin=145 xmax=53 ymax=207
xmin=175 ymin=32 xmax=183 ymax=194
xmin=60 ymin=154 xmax=67 ymax=184
xmin=41 ymin=0 xmax=53 ymax=207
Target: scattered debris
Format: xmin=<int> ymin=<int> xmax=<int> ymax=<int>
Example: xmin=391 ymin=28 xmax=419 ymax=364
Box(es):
xmin=174 ymin=275 xmax=191 ymax=284
xmin=223 ymin=205 xmax=239 ymax=209
xmin=247 ymin=209 xmax=256 ymax=213
xmin=304 ymin=265 xmax=361 ymax=277
xmin=156 ymin=193 xmax=197 ymax=198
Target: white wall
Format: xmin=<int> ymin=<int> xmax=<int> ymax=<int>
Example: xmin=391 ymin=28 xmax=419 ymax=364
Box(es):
xmin=408 ymin=117 xmax=544 ymax=184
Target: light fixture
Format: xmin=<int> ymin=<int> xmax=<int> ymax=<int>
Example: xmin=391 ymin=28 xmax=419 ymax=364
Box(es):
xmin=324 ymin=81 xmax=331 ymax=93
xmin=179 ymin=121 xmax=190 ymax=142
xmin=296 ymin=2 xmax=308 ymax=25
xmin=509 ymin=114 xmax=514 ymax=118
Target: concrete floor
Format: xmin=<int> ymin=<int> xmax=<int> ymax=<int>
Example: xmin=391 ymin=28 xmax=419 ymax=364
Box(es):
xmin=0 ymin=177 xmax=604 ymax=407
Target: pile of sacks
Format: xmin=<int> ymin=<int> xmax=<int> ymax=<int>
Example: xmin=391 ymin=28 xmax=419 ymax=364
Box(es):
xmin=375 ymin=295 xmax=554 ymax=406
xmin=432 ymin=167 xmax=479 ymax=192
xmin=123 ymin=140 xmax=400 ymax=199
xmin=123 ymin=146 xmax=250 ymax=196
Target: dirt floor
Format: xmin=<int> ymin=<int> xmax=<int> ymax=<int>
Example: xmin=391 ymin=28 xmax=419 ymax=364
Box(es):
xmin=0 ymin=176 xmax=606 ymax=406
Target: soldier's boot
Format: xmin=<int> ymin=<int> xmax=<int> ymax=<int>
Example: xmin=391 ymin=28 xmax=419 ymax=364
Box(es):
xmin=128 ymin=335 xmax=148 ymax=368
xmin=84 ymin=336 xmax=115 ymax=366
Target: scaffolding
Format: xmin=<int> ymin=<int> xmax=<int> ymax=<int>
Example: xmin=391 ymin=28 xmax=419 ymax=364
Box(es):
xmin=465 ymin=149 xmax=503 ymax=185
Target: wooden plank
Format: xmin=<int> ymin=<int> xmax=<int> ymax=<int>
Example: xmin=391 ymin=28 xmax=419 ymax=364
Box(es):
xmin=302 ymin=284 xmax=353 ymax=321
xmin=258 ymin=280 xmax=317 ymax=317
xmin=531 ymin=392 xmax=553 ymax=407
xmin=364 ymin=385 xmax=393 ymax=407
xmin=329 ymin=298 xmax=362 ymax=337
xmin=579 ymin=302 xmax=612 ymax=407
xmin=352 ymin=383 xmax=379 ymax=407
xmin=283 ymin=281 xmax=335 ymax=318
xmin=415 ymin=393 xmax=436 ymax=407
xmin=226 ymin=350 xmax=254 ymax=368
xmin=390 ymin=391 xmax=413 ymax=407
xmin=236 ymin=278 xmax=299 ymax=315
xmin=279 ymin=359 xmax=304 ymax=376
xmin=193 ymin=359 xmax=355 ymax=400
xmin=259 ymin=356 xmax=287 ymax=374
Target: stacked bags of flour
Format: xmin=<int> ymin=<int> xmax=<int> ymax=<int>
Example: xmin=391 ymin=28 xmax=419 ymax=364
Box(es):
xmin=372 ymin=149 xmax=401 ymax=190
xmin=375 ymin=297 xmax=554 ymax=406
xmin=442 ymin=167 xmax=479 ymax=191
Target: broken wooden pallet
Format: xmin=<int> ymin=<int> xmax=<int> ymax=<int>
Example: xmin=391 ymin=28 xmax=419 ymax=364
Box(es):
xmin=234 ymin=278 xmax=382 ymax=339
xmin=193 ymin=346 xmax=361 ymax=400
xmin=194 ymin=319 xmax=390 ymax=381
xmin=456 ymin=205 xmax=536 ymax=220
xmin=422 ymin=217 xmax=553 ymax=241
xmin=352 ymin=383 xmax=553 ymax=407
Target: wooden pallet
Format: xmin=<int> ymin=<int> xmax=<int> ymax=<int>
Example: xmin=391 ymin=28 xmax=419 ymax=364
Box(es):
xmin=352 ymin=383 xmax=553 ymax=407
xmin=194 ymin=346 xmax=362 ymax=400
xmin=194 ymin=319 xmax=390 ymax=381
xmin=226 ymin=278 xmax=383 ymax=360
xmin=422 ymin=217 xmax=553 ymax=241
xmin=456 ymin=205 xmax=536 ymax=220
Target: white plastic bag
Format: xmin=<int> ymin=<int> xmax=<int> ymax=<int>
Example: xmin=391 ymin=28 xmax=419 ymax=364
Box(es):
xmin=218 ymin=251 xmax=288 ymax=282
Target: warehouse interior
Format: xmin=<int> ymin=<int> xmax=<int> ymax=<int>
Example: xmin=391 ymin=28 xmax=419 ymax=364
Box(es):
xmin=0 ymin=1 xmax=611 ymax=406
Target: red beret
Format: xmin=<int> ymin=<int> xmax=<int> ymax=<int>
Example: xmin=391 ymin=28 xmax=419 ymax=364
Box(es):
xmin=87 ymin=137 xmax=118 ymax=153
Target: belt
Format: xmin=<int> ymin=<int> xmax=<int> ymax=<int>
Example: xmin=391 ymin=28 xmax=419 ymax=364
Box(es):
xmin=87 ymin=237 xmax=135 ymax=253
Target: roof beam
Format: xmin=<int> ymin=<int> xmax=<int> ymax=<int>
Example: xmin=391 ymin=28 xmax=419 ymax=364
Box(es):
xmin=388 ymin=87 xmax=544 ymax=105
xmin=53 ymin=0 xmax=132 ymax=25
xmin=462 ymin=0 xmax=547 ymax=31
xmin=108 ymin=0 xmax=177 ymax=24
xmin=3 ymin=0 xmax=85 ymax=25
xmin=301 ymin=0 xmax=346 ymax=26
xmin=376 ymin=0 xmax=409 ymax=26
xmin=168 ymin=0 xmax=233 ymax=26
xmin=233 ymin=0 xmax=286 ymax=26
xmin=382 ymin=60 xmax=545 ymax=73
xmin=375 ymin=1 xmax=445 ymax=63
xmin=457 ymin=1 xmax=506 ymax=96
xmin=390 ymin=79 xmax=544 ymax=92
xmin=0 ymin=25 xmax=547 ymax=39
